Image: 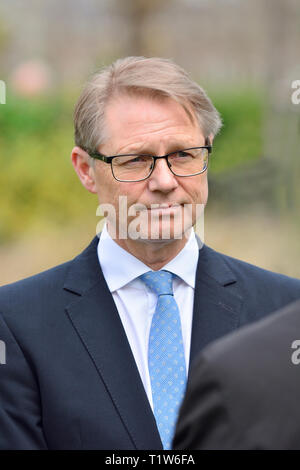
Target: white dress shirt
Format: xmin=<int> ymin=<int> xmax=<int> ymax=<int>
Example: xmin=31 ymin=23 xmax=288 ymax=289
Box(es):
xmin=97 ymin=224 xmax=199 ymax=410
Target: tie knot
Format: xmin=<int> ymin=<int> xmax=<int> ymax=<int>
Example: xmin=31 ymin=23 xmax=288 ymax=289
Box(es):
xmin=140 ymin=270 xmax=174 ymax=296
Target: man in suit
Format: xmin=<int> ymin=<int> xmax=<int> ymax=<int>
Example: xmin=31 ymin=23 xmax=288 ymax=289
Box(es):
xmin=0 ymin=56 xmax=300 ymax=450
xmin=173 ymin=298 xmax=300 ymax=450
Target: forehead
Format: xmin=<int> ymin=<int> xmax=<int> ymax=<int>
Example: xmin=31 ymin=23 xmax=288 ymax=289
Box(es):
xmin=102 ymin=93 xmax=202 ymax=153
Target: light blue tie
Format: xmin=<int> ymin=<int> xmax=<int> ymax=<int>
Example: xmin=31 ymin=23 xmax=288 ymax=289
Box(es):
xmin=140 ymin=270 xmax=187 ymax=450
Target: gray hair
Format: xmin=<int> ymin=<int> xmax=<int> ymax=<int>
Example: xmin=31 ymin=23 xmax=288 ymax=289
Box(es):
xmin=74 ymin=56 xmax=222 ymax=154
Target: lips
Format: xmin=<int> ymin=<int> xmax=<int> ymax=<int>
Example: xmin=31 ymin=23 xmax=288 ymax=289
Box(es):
xmin=147 ymin=203 xmax=181 ymax=210
xmin=145 ymin=204 xmax=183 ymax=216
xmin=129 ymin=202 xmax=184 ymax=213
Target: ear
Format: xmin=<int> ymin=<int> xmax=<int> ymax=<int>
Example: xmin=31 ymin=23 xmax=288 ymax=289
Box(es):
xmin=71 ymin=146 xmax=97 ymax=194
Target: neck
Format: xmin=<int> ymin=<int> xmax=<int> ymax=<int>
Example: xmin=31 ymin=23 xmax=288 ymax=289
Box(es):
xmin=107 ymin=226 xmax=191 ymax=271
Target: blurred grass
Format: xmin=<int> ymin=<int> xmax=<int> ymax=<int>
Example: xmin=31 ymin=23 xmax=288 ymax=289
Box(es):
xmin=0 ymin=87 xmax=263 ymax=243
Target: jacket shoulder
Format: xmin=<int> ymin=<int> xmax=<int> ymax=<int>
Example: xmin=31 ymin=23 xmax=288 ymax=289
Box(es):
xmin=202 ymin=244 xmax=300 ymax=288
xmin=200 ymin=245 xmax=300 ymax=325
xmin=0 ymin=259 xmax=73 ymax=313
xmin=0 ymin=235 xmax=99 ymax=319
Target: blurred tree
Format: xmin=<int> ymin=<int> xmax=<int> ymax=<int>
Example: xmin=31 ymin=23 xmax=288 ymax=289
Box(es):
xmin=114 ymin=0 xmax=171 ymax=56
xmin=262 ymin=0 xmax=300 ymax=212
xmin=0 ymin=17 xmax=10 ymax=55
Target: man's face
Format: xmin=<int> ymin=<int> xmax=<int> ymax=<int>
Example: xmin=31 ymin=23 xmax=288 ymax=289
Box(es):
xmin=92 ymin=93 xmax=209 ymax=243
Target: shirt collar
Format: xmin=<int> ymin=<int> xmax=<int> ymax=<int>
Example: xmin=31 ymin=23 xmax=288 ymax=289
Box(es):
xmin=97 ymin=224 xmax=199 ymax=292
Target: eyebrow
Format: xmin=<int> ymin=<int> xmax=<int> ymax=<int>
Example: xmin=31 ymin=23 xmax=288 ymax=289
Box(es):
xmin=118 ymin=142 xmax=198 ymax=155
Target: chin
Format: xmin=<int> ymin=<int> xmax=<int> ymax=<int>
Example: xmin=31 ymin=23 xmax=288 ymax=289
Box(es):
xmin=128 ymin=218 xmax=192 ymax=243
xmin=126 ymin=206 xmax=195 ymax=242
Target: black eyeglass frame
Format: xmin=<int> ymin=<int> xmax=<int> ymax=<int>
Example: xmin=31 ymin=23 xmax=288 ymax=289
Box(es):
xmin=84 ymin=138 xmax=212 ymax=182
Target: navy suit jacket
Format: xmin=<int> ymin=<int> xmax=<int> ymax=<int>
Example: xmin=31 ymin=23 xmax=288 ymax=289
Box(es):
xmin=0 ymin=236 xmax=300 ymax=449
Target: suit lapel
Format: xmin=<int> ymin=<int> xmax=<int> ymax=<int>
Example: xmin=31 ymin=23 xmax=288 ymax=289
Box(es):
xmin=63 ymin=237 xmax=162 ymax=450
xmin=189 ymin=244 xmax=243 ymax=373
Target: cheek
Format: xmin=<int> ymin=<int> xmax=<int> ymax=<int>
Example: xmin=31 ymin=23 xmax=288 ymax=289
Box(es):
xmin=184 ymin=175 xmax=208 ymax=204
xmin=94 ymin=167 xmax=121 ymax=205
xmin=103 ymin=183 xmax=146 ymax=220
xmin=199 ymin=178 xmax=208 ymax=204
xmin=117 ymin=182 xmax=147 ymax=206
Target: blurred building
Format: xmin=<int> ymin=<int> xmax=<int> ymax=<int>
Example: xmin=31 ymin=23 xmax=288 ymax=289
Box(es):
xmin=0 ymin=0 xmax=299 ymax=89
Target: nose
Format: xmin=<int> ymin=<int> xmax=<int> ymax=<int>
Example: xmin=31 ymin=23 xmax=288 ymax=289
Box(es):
xmin=147 ymin=157 xmax=179 ymax=193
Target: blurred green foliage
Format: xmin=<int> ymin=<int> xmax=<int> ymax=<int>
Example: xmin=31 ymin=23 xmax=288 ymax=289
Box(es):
xmin=0 ymin=88 xmax=262 ymax=242
xmin=210 ymin=88 xmax=263 ymax=173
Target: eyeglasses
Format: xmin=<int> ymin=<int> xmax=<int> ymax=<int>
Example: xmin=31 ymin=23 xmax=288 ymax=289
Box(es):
xmin=85 ymin=141 xmax=212 ymax=183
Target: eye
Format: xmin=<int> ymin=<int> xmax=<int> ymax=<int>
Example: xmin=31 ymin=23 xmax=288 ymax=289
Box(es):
xmin=129 ymin=156 xmax=145 ymax=163
xmin=114 ymin=155 xmax=151 ymax=167
xmin=125 ymin=156 xmax=150 ymax=165
xmin=177 ymin=151 xmax=192 ymax=158
xmin=170 ymin=151 xmax=194 ymax=160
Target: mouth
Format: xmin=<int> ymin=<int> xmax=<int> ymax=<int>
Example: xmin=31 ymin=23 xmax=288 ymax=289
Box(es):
xmin=129 ymin=202 xmax=185 ymax=216
xmin=147 ymin=203 xmax=181 ymax=209
xmin=146 ymin=203 xmax=183 ymax=215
